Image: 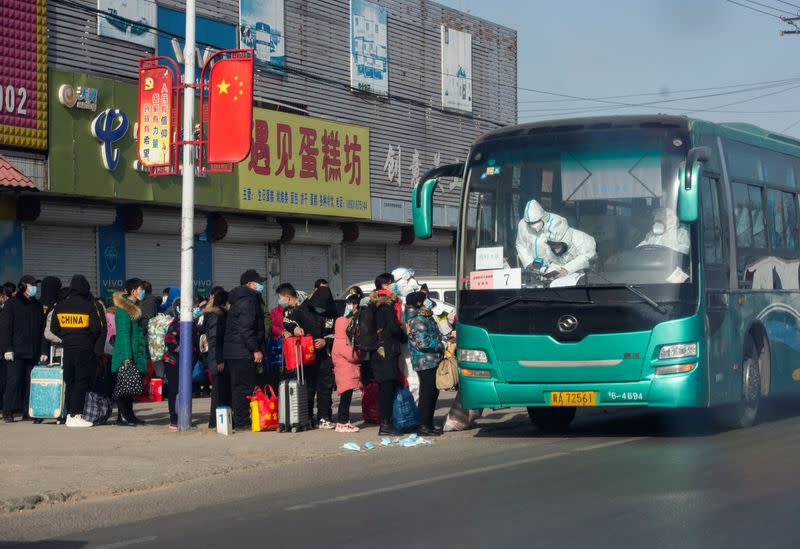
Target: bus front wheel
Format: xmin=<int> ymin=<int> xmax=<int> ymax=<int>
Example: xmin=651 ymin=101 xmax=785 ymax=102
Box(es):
xmin=715 ymin=337 xmax=762 ymax=430
xmin=528 ymin=407 xmax=577 ymax=433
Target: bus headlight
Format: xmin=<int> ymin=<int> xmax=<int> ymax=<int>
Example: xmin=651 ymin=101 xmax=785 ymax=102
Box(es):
xmin=458 ymin=349 xmax=488 ymax=363
xmin=655 ymin=363 xmax=697 ymax=375
xmin=658 ymin=342 xmax=697 ymax=360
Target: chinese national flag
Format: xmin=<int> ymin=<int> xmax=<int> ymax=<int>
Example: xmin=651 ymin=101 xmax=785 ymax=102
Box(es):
xmin=207 ymin=56 xmax=254 ymax=163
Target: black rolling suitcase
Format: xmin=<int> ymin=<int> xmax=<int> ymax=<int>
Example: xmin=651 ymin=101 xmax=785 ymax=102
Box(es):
xmin=278 ymin=338 xmax=311 ymax=432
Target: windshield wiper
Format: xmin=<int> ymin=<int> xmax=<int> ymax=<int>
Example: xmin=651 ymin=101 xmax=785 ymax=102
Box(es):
xmin=584 ymin=270 xmax=667 ymax=314
xmin=474 ymin=293 xmax=586 ymax=321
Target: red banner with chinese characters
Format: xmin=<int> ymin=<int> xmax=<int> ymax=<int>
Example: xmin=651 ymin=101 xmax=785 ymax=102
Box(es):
xmin=137 ymin=64 xmax=175 ymax=168
xmin=237 ymin=107 xmax=371 ymax=219
xmin=207 ymin=55 xmax=254 ymax=164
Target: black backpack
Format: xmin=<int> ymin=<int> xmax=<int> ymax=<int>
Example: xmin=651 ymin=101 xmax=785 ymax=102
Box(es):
xmin=347 ymin=303 xmax=379 ymax=352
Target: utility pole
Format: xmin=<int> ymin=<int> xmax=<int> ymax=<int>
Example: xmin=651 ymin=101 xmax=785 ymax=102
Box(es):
xmin=177 ymin=0 xmax=196 ymax=432
xmin=780 ymin=16 xmax=800 ymax=35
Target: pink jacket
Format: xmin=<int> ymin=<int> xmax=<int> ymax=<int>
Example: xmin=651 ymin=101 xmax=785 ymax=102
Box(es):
xmin=270 ymin=306 xmax=285 ymax=338
xmin=331 ymin=317 xmax=363 ymax=395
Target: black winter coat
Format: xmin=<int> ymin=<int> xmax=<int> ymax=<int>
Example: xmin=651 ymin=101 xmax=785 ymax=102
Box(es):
xmin=51 ymin=295 xmax=101 ymax=352
xmin=0 ymin=294 xmax=45 ymax=359
xmin=223 ymin=286 xmax=266 ymax=360
xmin=203 ymin=305 xmax=227 ymax=369
xmin=369 ymin=291 xmax=407 ymax=382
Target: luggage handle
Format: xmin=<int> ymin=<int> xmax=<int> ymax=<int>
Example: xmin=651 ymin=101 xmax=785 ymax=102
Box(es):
xmin=293 ymin=338 xmax=305 ymax=385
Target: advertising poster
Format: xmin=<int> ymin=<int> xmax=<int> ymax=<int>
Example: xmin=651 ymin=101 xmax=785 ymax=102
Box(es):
xmin=239 ymin=0 xmax=285 ymax=73
xmin=350 ymin=0 xmax=388 ymax=96
xmin=97 ymin=0 xmax=157 ymax=48
xmin=441 ymin=26 xmax=472 ymax=113
xmin=0 ymin=0 xmax=47 ymax=150
xmin=137 ymin=66 xmax=175 ymax=167
xmin=239 ymin=108 xmax=371 ymax=219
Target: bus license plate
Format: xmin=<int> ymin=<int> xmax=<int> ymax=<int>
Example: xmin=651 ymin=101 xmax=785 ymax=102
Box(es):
xmin=549 ymin=391 xmax=597 ymax=406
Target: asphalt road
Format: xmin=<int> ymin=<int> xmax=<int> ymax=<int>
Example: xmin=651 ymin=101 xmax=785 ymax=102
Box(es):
xmin=4 ymin=402 xmax=800 ymax=549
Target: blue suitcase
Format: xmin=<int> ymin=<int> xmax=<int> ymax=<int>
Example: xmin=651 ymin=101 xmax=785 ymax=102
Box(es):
xmin=29 ymin=364 xmax=66 ymax=420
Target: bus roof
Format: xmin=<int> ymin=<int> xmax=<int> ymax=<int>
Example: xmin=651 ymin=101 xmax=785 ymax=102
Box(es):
xmin=477 ymin=115 xmax=800 ymax=157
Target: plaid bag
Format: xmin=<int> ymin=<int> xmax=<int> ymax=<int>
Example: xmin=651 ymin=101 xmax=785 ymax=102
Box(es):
xmin=83 ymin=391 xmax=113 ymax=425
xmin=113 ymin=360 xmax=143 ymax=400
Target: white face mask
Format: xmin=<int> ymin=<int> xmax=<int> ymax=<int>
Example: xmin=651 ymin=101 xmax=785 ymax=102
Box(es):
xmin=531 ymin=219 xmax=545 ymax=232
xmin=162 ymin=295 xmax=168 ymax=304
xmin=652 ymin=222 xmax=666 ymax=236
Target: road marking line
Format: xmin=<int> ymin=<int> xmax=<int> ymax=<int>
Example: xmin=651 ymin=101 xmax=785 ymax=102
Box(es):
xmin=95 ymin=536 xmax=158 ymax=549
xmin=573 ymin=437 xmax=641 ymax=452
xmin=285 ymin=452 xmax=568 ymax=511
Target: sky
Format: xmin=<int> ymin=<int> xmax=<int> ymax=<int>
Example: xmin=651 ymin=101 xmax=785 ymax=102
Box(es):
xmin=436 ymin=0 xmax=800 ymax=137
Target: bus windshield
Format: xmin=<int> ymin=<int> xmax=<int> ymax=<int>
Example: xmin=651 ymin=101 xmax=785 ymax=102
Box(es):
xmin=460 ymin=128 xmax=695 ymax=293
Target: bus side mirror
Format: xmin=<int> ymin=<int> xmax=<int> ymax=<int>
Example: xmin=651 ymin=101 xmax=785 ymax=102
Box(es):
xmin=413 ymin=163 xmax=465 ymax=239
xmin=678 ymin=146 xmax=711 ymax=223
xmin=412 ymin=178 xmax=438 ymax=239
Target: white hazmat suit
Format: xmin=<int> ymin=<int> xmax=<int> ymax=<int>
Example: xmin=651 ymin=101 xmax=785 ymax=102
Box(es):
xmin=637 ymin=209 xmax=690 ymax=255
xmin=515 ymin=199 xmax=598 ymax=275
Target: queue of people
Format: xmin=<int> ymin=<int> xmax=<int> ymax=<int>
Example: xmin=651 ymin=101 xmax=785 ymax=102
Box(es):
xmin=0 ymin=266 xmax=456 ymax=435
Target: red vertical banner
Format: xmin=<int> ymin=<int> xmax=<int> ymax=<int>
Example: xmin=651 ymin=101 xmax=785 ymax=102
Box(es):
xmin=207 ymin=55 xmax=254 ymax=164
xmin=137 ymin=65 xmax=175 ymax=168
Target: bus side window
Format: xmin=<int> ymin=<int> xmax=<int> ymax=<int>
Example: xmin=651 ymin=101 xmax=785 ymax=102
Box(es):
xmin=444 ymin=291 xmax=456 ymax=304
xmin=700 ymin=176 xmax=728 ymax=289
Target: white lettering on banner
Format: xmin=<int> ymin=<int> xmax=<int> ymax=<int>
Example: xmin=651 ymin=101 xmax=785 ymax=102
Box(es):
xmin=409 ymin=149 xmax=420 ymax=186
xmin=383 ymin=145 xmax=401 ymax=186
xmin=384 ymin=145 xmax=464 ymax=191
xmin=433 ymin=152 xmax=441 ymax=168
xmin=475 ymin=246 xmax=504 ymax=270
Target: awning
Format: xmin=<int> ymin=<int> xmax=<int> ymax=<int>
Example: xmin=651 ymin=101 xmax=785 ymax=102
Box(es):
xmin=0 ymin=154 xmax=38 ymax=191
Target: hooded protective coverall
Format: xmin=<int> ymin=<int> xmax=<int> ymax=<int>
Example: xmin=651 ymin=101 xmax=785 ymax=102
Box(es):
xmin=515 ymin=199 xmax=598 ymax=275
xmin=637 ymin=209 xmax=690 ymax=255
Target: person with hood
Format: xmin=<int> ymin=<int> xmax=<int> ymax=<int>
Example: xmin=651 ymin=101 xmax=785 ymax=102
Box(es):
xmin=111 ymin=278 xmax=148 ymax=426
xmin=139 ymin=281 xmax=160 ymax=334
xmin=0 ymin=275 xmax=46 ymax=422
xmin=515 ymin=199 xmax=597 ymax=279
xmin=282 ymin=283 xmax=338 ymax=429
xmin=637 ymin=208 xmax=691 ymax=255
xmin=204 ymin=290 xmax=229 ymax=429
xmin=39 ymin=276 xmax=63 ymax=366
xmin=370 ymin=272 xmax=407 ymax=436
xmin=223 ymin=270 xmax=267 ymax=430
xmin=161 ymin=286 xmax=179 ymax=313
xmin=405 ymin=291 xmax=446 ymax=437
xmin=50 ymin=275 xmax=101 ymax=428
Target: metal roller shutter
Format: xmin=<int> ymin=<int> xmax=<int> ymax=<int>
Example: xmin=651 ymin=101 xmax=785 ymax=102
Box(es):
xmin=24 ymin=225 xmax=99 ymax=293
xmin=125 ymin=233 xmax=180 ymax=295
xmin=398 ymin=246 xmax=438 ymax=278
xmin=343 ymin=244 xmax=386 ymax=289
xmin=213 ymin=242 xmax=267 ymax=291
xmin=280 ymin=244 xmax=330 ymax=295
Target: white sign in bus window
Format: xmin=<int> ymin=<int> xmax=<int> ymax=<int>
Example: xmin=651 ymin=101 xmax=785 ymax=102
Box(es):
xmin=561 ymin=150 xmax=662 ymax=201
xmin=475 ymin=246 xmax=504 ymax=270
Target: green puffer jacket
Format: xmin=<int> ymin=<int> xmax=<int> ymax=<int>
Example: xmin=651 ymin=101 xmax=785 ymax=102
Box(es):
xmin=111 ymin=292 xmax=148 ymax=374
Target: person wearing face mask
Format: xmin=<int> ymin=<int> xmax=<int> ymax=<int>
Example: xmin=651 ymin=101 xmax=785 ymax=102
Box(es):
xmin=0 ymin=275 xmax=46 ymax=422
xmin=637 ymin=208 xmax=690 ymax=255
xmin=162 ymin=298 xmax=201 ymax=429
xmin=138 ymin=281 xmax=159 ymax=334
xmin=282 ymin=283 xmax=338 ymax=429
xmin=515 ymin=199 xmax=597 ymax=279
xmin=223 ymin=270 xmax=267 ymax=430
xmin=111 ymin=278 xmax=149 ymax=426
xmin=331 ymin=292 xmax=364 ymax=433
xmin=203 ymin=290 xmax=229 ymax=429
xmin=160 ymin=286 xmax=180 ymax=313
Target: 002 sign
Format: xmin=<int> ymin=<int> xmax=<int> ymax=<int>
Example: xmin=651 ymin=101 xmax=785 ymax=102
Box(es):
xmin=0 ymin=85 xmax=28 ymax=116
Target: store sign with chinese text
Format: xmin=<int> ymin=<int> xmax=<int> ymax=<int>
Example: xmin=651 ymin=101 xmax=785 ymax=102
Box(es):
xmin=238 ymin=108 xmax=370 ymax=219
xmin=0 ymin=0 xmax=47 ymax=150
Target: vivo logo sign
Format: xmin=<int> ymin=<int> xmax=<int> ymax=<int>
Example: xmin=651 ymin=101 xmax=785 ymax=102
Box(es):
xmin=170 ymin=39 xmax=216 ymax=68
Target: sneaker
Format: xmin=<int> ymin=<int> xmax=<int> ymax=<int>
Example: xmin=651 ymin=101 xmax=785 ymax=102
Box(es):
xmin=318 ymin=418 xmax=336 ymax=430
xmin=3 ymin=416 xmax=14 ymax=423
xmin=66 ymin=414 xmax=93 ymax=428
xmin=335 ymin=422 xmax=360 ymax=433
xmin=168 ymin=423 xmax=178 ymax=430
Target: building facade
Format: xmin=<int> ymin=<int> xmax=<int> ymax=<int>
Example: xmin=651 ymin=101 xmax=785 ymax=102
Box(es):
xmin=0 ymin=0 xmax=517 ymax=305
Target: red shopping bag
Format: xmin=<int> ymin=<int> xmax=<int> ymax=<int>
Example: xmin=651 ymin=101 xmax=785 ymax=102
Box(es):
xmin=248 ymin=385 xmax=279 ymax=432
xmin=361 ymin=382 xmax=380 ymax=424
xmin=283 ymin=335 xmax=317 ymax=371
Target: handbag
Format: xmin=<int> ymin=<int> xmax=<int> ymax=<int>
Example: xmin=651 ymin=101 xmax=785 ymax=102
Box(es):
xmin=392 ymin=387 xmax=419 ymax=432
xmin=113 ymin=360 xmax=143 ymax=399
xmin=83 ymin=391 xmax=113 ymax=425
xmin=436 ymin=355 xmax=459 ymax=391
xmin=283 ymin=335 xmax=317 ymax=371
xmin=361 ymin=382 xmax=380 ymax=424
xmin=248 ymin=385 xmax=279 ymax=432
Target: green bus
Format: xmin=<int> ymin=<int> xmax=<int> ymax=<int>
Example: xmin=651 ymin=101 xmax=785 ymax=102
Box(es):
xmin=413 ymin=115 xmax=800 ymax=431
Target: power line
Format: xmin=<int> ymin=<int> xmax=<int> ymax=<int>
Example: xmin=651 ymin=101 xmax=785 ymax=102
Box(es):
xmin=776 ymin=0 xmax=800 ymax=9
xmin=727 ymin=0 xmax=784 ymax=19
xmin=741 ymin=0 xmax=797 ymax=16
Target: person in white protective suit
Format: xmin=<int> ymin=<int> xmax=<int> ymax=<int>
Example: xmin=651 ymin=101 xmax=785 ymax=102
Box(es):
xmin=637 ymin=209 xmax=690 ymax=255
xmin=515 ymin=199 xmax=598 ymax=278
xmin=391 ymin=267 xmax=422 ymax=404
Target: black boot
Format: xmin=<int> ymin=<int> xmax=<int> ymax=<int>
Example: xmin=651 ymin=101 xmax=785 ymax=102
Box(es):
xmin=418 ymin=425 xmax=441 ymax=437
xmin=379 ymin=420 xmax=402 ymax=436
xmin=115 ymin=400 xmax=136 ymax=426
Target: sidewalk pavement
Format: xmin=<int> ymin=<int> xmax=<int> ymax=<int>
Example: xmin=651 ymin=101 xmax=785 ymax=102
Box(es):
xmin=0 ymin=393 xmax=528 ymax=514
